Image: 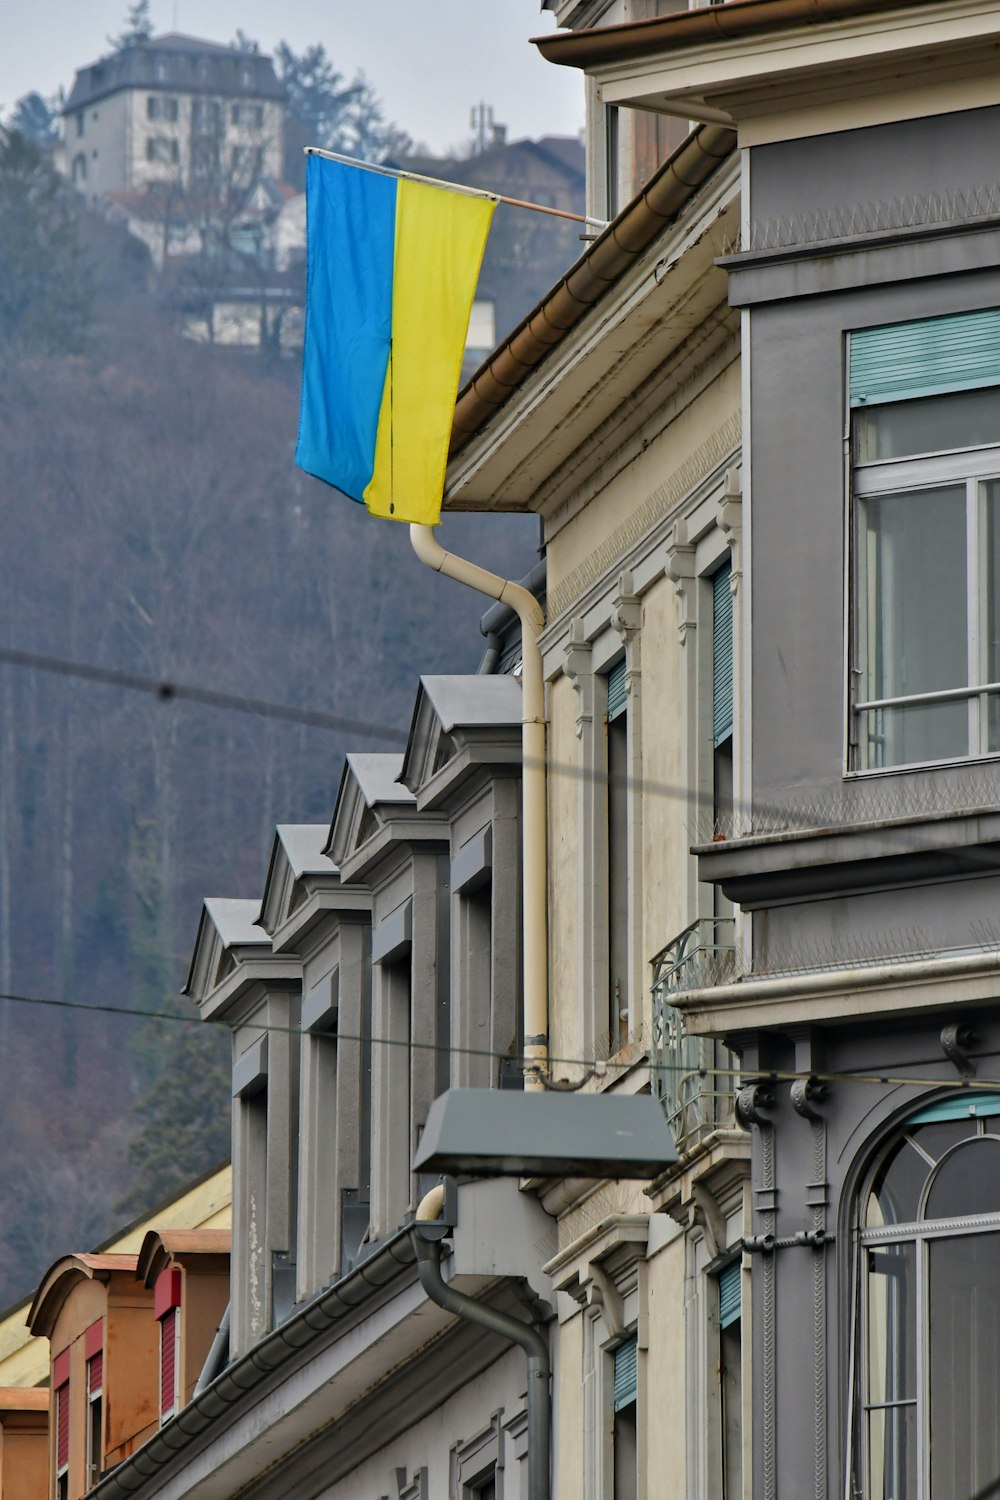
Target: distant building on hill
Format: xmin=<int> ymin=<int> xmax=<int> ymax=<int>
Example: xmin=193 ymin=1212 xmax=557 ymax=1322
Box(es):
xmin=59 ymin=34 xmax=283 ymax=201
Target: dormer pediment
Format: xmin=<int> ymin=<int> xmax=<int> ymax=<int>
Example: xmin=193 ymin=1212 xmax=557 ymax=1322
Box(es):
xmin=258 ymin=825 xmax=337 ymax=937
xmin=327 ymin=753 xmax=413 ymax=866
xmin=184 ymin=898 xmax=298 ymax=1022
xmin=27 ymin=1255 xmax=137 ymax=1338
xmin=399 ymin=675 xmax=524 ymax=808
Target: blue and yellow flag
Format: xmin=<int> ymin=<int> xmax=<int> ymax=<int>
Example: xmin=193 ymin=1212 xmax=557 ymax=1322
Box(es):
xmin=295 ymin=154 xmax=495 ymax=526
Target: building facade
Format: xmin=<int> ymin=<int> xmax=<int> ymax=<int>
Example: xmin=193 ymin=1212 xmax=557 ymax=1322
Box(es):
xmin=20 ymin=3 xmax=1000 ymax=1500
xmin=60 ymin=35 xmax=283 ymax=201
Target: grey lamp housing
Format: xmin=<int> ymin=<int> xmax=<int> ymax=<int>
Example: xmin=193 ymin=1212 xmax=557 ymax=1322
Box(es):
xmin=412 ymin=1087 xmax=677 ymax=1180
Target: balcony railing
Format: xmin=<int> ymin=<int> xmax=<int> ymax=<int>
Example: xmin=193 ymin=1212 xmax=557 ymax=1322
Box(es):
xmin=650 ymin=917 xmax=738 ymax=1156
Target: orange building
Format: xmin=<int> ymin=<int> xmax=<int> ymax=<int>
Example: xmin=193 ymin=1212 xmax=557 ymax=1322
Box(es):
xmin=135 ymin=1231 xmax=230 ymax=1421
xmin=0 ymin=1388 xmax=47 ymax=1500
xmin=27 ymin=1256 xmax=158 ymax=1500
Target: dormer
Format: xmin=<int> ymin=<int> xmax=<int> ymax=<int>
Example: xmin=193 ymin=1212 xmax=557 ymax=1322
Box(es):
xmin=184 ymin=900 xmax=301 ymax=1360
xmin=328 ymin=754 xmax=451 ymax=1242
xmin=327 ymin=754 xmax=425 ymax=875
xmin=0 ymin=1388 xmax=48 ymax=1500
xmin=400 ymin=676 xmax=526 ymax=1092
xmin=135 ymin=1230 xmax=230 ymax=1422
xmin=258 ymin=824 xmax=369 ymax=958
xmin=28 ymin=1254 xmax=157 ymax=1499
xmin=399 ymin=676 xmax=523 ymax=811
xmin=257 ymin=823 xmax=374 ymax=1295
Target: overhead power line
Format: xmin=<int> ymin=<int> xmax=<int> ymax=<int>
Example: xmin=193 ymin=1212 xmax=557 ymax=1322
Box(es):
xmin=2 ymin=987 xmax=1000 ymax=1096
xmin=0 ymin=644 xmax=408 ymax=745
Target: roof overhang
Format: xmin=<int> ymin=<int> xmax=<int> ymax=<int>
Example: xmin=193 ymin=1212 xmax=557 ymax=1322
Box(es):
xmin=533 ymin=0 xmax=1000 ymax=142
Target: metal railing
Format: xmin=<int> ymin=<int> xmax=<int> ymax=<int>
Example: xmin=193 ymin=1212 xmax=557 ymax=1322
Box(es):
xmin=650 ymin=917 xmax=738 ymax=1155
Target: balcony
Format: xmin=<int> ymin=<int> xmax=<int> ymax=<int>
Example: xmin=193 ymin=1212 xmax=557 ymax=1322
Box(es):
xmin=651 ymin=917 xmax=738 ymax=1155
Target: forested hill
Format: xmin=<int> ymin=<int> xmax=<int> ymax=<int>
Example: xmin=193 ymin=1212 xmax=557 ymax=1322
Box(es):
xmin=0 ymin=164 xmax=537 ymax=1309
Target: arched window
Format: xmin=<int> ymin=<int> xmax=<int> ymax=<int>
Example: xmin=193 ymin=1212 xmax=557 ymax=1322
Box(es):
xmin=852 ymin=1093 xmax=1000 ymax=1500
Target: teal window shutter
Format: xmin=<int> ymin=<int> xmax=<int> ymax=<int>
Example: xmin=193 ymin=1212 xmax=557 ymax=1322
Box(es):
xmin=718 ymin=1259 xmax=741 ymax=1329
xmin=713 ymin=562 xmax=733 ymax=747
xmin=849 ymin=307 xmax=1000 ymax=407
xmin=613 ymin=1334 xmax=638 ymax=1411
xmin=607 ymin=658 xmax=627 ymax=722
xmin=908 ymin=1091 xmax=1000 ymax=1125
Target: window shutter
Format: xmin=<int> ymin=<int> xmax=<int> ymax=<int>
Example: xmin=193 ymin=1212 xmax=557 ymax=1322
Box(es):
xmin=719 ymin=1259 xmax=742 ymax=1329
xmin=713 ymin=562 xmax=734 ymax=747
xmin=849 ymin=307 xmax=1000 ymax=407
xmin=56 ymin=1382 xmax=70 ymax=1468
xmin=88 ymin=1351 xmax=103 ymax=1395
xmin=613 ymin=1334 xmax=638 ymax=1411
xmin=908 ymin=1090 xmax=1000 ymax=1125
xmin=160 ymin=1309 xmax=177 ymax=1417
xmin=607 ymin=659 xmax=627 ymax=722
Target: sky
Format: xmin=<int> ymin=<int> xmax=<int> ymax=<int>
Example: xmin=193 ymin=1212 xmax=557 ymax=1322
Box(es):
xmin=0 ymin=1 xmax=585 ymax=156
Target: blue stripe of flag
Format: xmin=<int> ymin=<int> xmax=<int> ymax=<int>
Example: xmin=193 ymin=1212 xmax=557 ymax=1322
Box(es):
xmin=295 ymin=154 xmax=398 ymax=503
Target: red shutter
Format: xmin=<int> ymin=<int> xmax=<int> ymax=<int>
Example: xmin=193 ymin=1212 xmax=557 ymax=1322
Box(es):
xmin=160 ymin=1309 xmax=177 ymax=1417
xmin=56 ymin=1381 xmax=70 ymax=1468
xmin=88 ymin=1350 xmax=103 ymax=1394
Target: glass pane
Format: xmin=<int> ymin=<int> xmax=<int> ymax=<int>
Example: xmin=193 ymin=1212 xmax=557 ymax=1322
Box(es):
xmin=861 ymin=485 xmax=967 ymax=700
xmin=867 ymin=1404 xmax=917 ymax=1500
xmin=868 ymin=1135 xmax=931 ymax=1227
xmin=859 ymin=700 xmax=968 ymax=770
xmin=854 ymin=388 xmax=1000 ymax=462
xmin=929 ymin=1232 xmax=1000 ymax=1500
xmin=923 ymin=1138 xmax=1000 ymax=1219
xmin=866 ymin=1242 xmax=916 ymax=1406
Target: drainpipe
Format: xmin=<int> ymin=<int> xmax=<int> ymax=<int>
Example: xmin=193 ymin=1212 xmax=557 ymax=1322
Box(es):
xmin=410 ymin=523 xmax=549 ymax=1088
xmin=411 ymin=1186 xmax=550 ymax=1500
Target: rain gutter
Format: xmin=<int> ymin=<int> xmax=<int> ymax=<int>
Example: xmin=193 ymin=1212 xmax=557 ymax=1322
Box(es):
xmin=88 ymin=1229 xmax=417 ymax=1500
xmin=448 ymin=121 xmax=737 ymax=459
xmin=530 ymin=0 xmax=941 ymax=70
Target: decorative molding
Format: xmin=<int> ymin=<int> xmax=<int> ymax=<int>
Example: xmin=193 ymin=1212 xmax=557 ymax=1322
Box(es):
xmin=716 ymin=465 xmax=743 ymax=596
xmin=546 ymin=412 xmax=742 ymax=622
xmin=450 ymin=1409 xmax=505 ymax=1500
xmin=563 ymin=617 xmax=595 ymax=742
xmin=665 ymin=516 xmax=698 ymax=645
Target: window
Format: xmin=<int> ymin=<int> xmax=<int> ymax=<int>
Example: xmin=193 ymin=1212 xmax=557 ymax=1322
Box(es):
xmin=85 ymin=1320 xmax=103 ymax=1486
xmin=75 ymin=111 xmax=84 ymax=137
xmin=191 ymin=98 xmax=221 ymax=134
xmin=850 ymin=309 xmax=1000 ymax=770
xmin=717 ymin=1259 xmax=742 ymax=1499
xmin=155 ymin=1267 xmax=182 ymax=1422
xmin=54 ymin=1363 xmax=69 ymax=1500
xmin=146 ymin=137 xmax=179 ymax=164
xmin=231 ymin=144 xmax=261 ymax=174
xmin=607 ymin=658 xmax=629 ymax=1051
xmin=147 ymin=95 xmax=178 ymax=121
xmin=612 ymin=1333 xmax=638 ymax=1500
xmin=851 ymin=1092 xmax=1000 ymax=1500
xmin=231 ymin=103 xmax=263 ymax=127
xmin=604 ymin=105 xmax=621 ymax=219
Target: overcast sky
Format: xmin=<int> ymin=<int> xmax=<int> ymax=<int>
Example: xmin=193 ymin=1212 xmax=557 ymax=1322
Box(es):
xmin=1 ymin=2 xmax=585 ymax=155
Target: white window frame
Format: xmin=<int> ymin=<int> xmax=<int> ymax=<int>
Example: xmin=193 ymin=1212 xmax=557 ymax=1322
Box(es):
xmin=852 ymin=443 xmax=1000 ymax=772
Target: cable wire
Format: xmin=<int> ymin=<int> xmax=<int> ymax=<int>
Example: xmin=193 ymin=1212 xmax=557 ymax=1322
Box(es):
xmin=3 ymin=986 xmax=1000 ymax=1094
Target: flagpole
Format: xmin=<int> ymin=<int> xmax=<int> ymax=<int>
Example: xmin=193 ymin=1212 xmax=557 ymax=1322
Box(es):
xmin=305 ymin=145 xmax=609 ymax=230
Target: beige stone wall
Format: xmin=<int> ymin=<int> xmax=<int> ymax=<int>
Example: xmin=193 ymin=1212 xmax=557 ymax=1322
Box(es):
xmin=543 ymin=356 xmax=741 ymax=1071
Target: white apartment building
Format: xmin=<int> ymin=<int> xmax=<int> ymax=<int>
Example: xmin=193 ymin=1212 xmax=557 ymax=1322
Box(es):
xmin=61 ymin=34 xmax=283 ymax=200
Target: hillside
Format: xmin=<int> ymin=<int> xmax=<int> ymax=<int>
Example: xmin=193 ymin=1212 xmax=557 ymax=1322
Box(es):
xmin=0 ymin=223 xmax=537 ymax=1308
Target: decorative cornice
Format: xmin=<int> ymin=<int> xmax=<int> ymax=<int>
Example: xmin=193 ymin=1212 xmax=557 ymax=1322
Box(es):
xmin=547 ymin=412 xmax=741 ymax=622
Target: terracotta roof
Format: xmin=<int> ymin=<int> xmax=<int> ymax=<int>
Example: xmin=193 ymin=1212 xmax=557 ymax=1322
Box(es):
xmin=448 ymin=122 xmax=736 ymax=462
xmin=531 ymin=0 xmax=933 ymax=69
xmin=137 ymin=1228 xmax=230 ymax=1287
xmin=27 ymin=1255 xmax=141 ymax=1338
